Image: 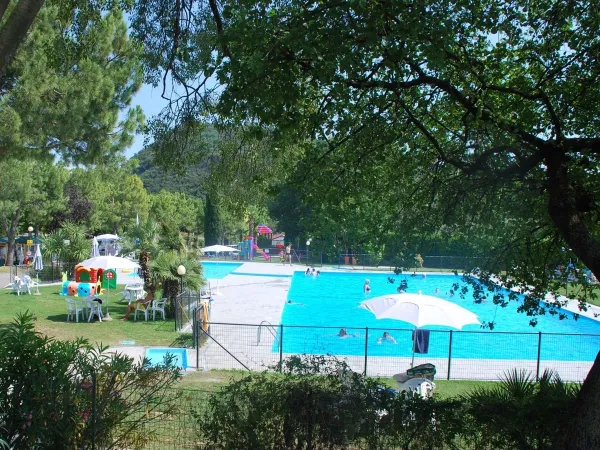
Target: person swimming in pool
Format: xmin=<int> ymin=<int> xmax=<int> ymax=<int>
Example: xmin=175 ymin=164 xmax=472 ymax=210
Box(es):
xmin=305 ymin=267 xmax=311 ymax=275
xmin=363 ymin=279 xmax=371 ymax=293
xmin=286 ymin=299 xmax=304 ymax=306
xmin=338 ymin=328 xmax=355 ymax=338
xmin=377 ymin=331 xmax=397 ymax=344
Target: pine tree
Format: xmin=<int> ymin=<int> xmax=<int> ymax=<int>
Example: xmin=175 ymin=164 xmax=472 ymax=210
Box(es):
xmin=203 ymin=193 xmax=222 ymax=246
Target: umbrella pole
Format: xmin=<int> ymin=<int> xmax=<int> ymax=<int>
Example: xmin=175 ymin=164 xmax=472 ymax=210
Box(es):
xmin=34 ymin=271 xmax=41 ymax=296
xmin=103 ymin=284 xmax=113 ymax=321
xmin=411 ymin=328 xmax=416 ymax=368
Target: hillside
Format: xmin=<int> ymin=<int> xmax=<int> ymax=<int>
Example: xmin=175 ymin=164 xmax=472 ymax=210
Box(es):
xmin=133 ymin=145 xmax=209 ymax=196
xmin=132 ymin=126 xmax=221 ymax=196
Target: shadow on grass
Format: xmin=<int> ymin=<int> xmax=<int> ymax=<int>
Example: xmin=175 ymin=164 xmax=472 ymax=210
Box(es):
xmin=170 ymin=333 xmax=194 ymax=347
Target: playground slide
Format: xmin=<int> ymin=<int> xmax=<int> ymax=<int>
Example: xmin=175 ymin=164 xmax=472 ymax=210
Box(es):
xmin=253 ymin=244 xmax=271 ymax=261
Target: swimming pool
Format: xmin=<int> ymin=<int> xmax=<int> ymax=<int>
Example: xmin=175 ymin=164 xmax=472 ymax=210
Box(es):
xmin=276 ymin=272 xmax=600 ymax=361
xmin=200 ymin=262 xmax=243 ymax=279
xmin=145 ymin=348 xmax=189 ymax=369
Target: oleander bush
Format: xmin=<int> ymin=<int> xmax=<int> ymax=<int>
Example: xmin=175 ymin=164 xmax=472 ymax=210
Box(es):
xmin=0 ymin=312 xmax=182 ymax=449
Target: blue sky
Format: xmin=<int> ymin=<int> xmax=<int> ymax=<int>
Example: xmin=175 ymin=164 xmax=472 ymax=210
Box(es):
xmin=125 ymin=83 xmax=170 ymax=158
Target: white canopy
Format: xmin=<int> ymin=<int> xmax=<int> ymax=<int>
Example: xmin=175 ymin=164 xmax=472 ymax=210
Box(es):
xmin=95 ymin=234 xmax=119 ymax=241
xmin=359 ymin=293 xmax=479 ymax=330
xmin=201 ymin=245 xmax=239 ymax=253
xmin=77 ymin=255 xmax=140 ymax=270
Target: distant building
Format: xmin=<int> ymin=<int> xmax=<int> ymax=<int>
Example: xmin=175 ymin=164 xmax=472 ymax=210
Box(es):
xmin=271 ymin=233 xmax=285 ymax=246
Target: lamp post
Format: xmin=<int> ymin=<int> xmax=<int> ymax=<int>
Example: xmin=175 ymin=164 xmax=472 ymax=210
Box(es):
xmin=177 ymin=264 xmax=186 ymax=294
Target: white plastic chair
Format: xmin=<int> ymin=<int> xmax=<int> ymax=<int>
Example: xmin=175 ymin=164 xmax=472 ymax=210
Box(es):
xmin=13 ymin=278 xmax=30 ymax=296
xmin=85 ymin=297 xmax=103 ymax=322
xmin=151 ymin=298 xmax=167 ymax=321
xmin=397 ymin=378 xmax=436 ymax=399
xmin=120 ymin=289 xmax=132 ymax=304
xmin=66 ymin=298 xmax=84 ymax=322
xmin=134 ymin=301 xmax=150 ymax=321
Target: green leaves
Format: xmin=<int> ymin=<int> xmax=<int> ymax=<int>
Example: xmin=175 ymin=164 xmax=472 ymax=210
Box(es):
xmin=1 ymin=5 xmax=143 ymax=163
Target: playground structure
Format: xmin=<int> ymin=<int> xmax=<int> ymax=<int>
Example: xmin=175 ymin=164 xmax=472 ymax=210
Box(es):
xmin=59 ymin=265 xmax=117 ymax=297
xmin=239 ymin=237 xmax=270 ymax=261
xmin=238 ymin=224 xmax=274 ymax=261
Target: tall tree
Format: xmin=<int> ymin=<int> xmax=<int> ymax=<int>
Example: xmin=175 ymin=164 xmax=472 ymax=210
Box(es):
xmin=0 ymin=5 xmax=144 ymax=163
xmin=0 ymin=0 xmax=45 ymax=74
xmin=131 ymin=1 xmax=600 ymax=446
xmin=203 ymin=193 xmax=222 ymax=246
xmin=0 ymin=159 xmax=67 ymax=265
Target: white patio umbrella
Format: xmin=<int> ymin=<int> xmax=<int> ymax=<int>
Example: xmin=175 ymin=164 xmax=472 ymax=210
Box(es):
xmin=200 ymin=245 xmax=239 ymax=295
xmin=359 ymin=293 xmax=479 ymax=366
xmin=200 ymin=245 xmax=239 ymax=253
xmin=91 ymin=237 xmax=100 ymax=257
xmin=33 ymin=244 xmax=43 ymax=295
xmin=77 ymin=255 xmax=140 ymax=270
xmin=95 ymin=234 xmax=120 ymax=241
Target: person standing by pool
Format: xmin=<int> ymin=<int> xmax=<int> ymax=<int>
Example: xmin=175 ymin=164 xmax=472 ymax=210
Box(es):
xmin=363 ymin=279 xmax=371 ymax=293
xmin=285 ymin=242 xmax=293 ymax=266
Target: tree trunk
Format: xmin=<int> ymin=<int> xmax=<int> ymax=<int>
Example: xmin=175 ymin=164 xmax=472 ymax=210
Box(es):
xmin=0 ymin=0 xmax=11 ymax=22
xmin=556 ymin=351 xmax=600 ymax=450
xmin=139 ymin=251 xmax=150 ymax=287
xmin=546 ymin=150 xmax=600 ymax=280
xmin=2 ymin=204 xmax=22 ymax=266
xmin=0 ymin=0 xmax=45 ymax=75
xmin=545 ymin=150 xmax=600 ymax=448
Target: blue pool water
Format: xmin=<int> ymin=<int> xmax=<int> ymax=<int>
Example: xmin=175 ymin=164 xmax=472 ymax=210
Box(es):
xmin=200 ymin=262 xmax=243 ymax=279
xmin=145 ymin=348 xmax=189 ymax=369
xmin=276 ymin=272 xmax=600 ymax=361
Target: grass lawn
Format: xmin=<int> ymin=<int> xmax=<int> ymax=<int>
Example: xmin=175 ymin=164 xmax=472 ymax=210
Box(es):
xmin=555 ymin=283 xmax=600 ymax=307
xmin=0 ymin=285 xmax=187 ymax=347
xmin=173 ymin=368 xmax=496 ymax=399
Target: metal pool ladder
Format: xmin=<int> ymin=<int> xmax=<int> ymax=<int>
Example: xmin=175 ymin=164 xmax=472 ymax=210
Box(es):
xmin=257 ymin=320 xmax=280 ymax=349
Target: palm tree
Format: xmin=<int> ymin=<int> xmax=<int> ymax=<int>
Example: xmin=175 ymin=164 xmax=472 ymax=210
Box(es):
xmin=149 ymin=250 xmax=203 ymax=317
xmin=122 ymin=220 xmax=160 ymax=287
xmin=465 ymin=369 xmax=580 ymax=449
xmin=40 ymin=221 xmax=91 ymax=277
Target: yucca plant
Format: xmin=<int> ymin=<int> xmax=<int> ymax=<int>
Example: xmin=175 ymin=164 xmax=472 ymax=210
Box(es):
xmin=464 ymin=369 xmax=580 ymax=450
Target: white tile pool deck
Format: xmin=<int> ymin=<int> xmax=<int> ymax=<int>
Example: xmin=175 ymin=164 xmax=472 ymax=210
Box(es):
xmin=108 ymin=262 xmax=600 ymax=382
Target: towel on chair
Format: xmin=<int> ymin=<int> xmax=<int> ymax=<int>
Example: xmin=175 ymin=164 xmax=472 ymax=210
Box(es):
xmin=412 ymin=329 xmax=430 ymax=354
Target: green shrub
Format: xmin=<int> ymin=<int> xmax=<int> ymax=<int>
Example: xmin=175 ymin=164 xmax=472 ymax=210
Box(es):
xmin=0 ymin=312 xmax=182 ymax=449
xmin=195 ymin=355 xmax=463 ymax=449
xmin=462 ymin=369 xmax=580 ymax=450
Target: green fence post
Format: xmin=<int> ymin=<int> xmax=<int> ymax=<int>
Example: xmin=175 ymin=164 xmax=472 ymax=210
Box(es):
xmin=364 ymin=327 xmax=369 ymax=376
xmin=536 ymin=332 xmax=542 ymax=381
xmin=447 ymin=330 xmax=453 ymax=380
xmin=279 ymin=324 xmax=284 ymax=372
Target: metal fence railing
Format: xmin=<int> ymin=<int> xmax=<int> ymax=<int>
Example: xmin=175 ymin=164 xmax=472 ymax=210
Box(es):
xmin=8 ymin=260 xmax=81 ymax=283
xmin=200 ymin=251 xmax=487 ymax=272
xmin=191 ymin=322 xmax=600 ymax=382
xmin=174 ymin=291 xmax=202 ymax=331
